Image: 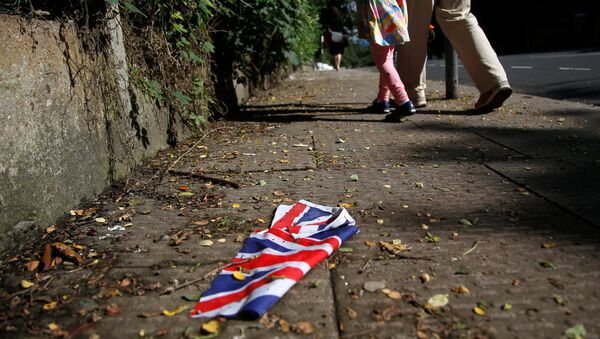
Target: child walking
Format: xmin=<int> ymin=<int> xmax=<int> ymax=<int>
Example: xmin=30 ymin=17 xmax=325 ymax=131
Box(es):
xmin=356 ymin=0 xmax=416 ymax=120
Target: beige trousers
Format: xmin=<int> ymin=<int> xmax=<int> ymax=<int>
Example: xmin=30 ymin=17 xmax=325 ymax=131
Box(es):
xmin=396 ymin=0 xmax=509 ymax=98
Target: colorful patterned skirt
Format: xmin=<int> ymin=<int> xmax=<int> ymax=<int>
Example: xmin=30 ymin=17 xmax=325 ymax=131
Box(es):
xmin=356 ymin=0 xmax=410 ymax=46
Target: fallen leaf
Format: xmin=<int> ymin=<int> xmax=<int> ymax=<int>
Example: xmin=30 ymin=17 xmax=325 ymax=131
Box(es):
xmin=26 ymin=260 xmax=40 ymax=272
xmin=458 ymin=218 xmax=473 ymax=226
xmin=415 ymin=181 xmax=425 ymax=188
xmin=52 ymin=242 xmax=83 ymax=265
xmin=231 ymin=203 xmax=241 ymax=208
xmin=365 ymin=240 xmax=376 ymax=247
xmin=386 ymin=291 xmax=401 ymax=299
xmin=48 ymin=323 xmax=60 ymax=331
xmin=105 ymin=303 xmax=121 ymax=316
xmin=42 ymin=243 xmax=52 ymax=270
xmin=426 ymin=294 xmax=449 ymax=309
xmin=350 ymin=174 xmax=359 ymax=182
xmin=338 ymin=202 xmax=355 ymax=209
xmin=259 ymin=180 xmax=267 ymax=186
xmin=553 ymin=294 xmax=566 ymax=305
xmin=43 ymin=301 xmax=58 ymax=310
xmin=379 ymin=240 xmax=409 ymax=255
xmin=46 ymin=225 xmax=56 ymax=233
xmin=542 ymin=242 xmax=557 ymax=249
xmin=120 ymin=278 xmax=131 ymax=287
xmin=233 ymin=271 xmax=246 ymax=281
xmin=279 ymin=319 xmax=290 ymax=333
xmin=339 ymin=247 xmax=353 ymax=253
xmin=540 ymin=261 xmax=557 ymax=270
xmin=376 ymin=219 xmax=384 ymax=224
xmin=177 ymin=191 xmax=194 ymax=197
xmin=162 ymin=305 xmax=189 ymax=317
xmin=95 ymin=217 xmax=107 ymax=223
xmin=501 ymin=303 xmax=512 ymax=311
xmin=201 ymin=320 xmax=220 ymax=334
xmin=473 ymin=306 xmax=486 ymax=316
xmin=199 ymin=240 xmax=214 ymax=247
xmin=294 ymin=321 xmax=314 ymax=334
xmin=420 ymin=273 xmax=430 ymax=283
xmin=424 ymin=233 xmax=440 ymax=243
xmin=21 ymin=280 xmax=34 ymax=289
xmin=451 ymin=285 xmax=470 ymax=294
xmin=179 ymin=185 xmax=190 ymax=191
xmin=347 ymin=307 xmax=357 ymax=319
xmin=564 ymin=324 xmax=586 ymax=339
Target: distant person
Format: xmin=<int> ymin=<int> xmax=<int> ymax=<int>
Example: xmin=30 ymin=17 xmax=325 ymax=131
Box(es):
xmin=321 ymin=2 xmax=349 ymax=71
xmin=395 ymin=0 xmax=512 ymax=112
xmin=356 ymin=0 xmax=416 ymax=120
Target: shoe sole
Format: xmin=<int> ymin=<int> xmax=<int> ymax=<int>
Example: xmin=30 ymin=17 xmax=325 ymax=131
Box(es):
xmin=476 ymin=87 xmax=512 ymax=112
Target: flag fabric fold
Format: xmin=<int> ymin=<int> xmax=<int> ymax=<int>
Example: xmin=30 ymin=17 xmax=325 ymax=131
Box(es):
xmin=190 ymin=200 xmax=359 ymax=319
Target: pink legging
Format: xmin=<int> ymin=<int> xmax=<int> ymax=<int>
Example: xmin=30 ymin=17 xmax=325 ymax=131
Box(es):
xmin=370 ymin=42 xmax=409 ymax=104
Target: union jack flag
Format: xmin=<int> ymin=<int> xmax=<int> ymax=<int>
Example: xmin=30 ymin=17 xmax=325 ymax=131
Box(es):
xmin=190 ymin=200 xmax=359 ymax=319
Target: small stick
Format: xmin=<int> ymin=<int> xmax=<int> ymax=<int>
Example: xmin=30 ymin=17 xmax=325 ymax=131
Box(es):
xmin=462 ymin=241 xmax=479 ymax=256
xmin=162 ymin=258 xmax=255 ymax=294
xmin=168 ymin=170 xmax=240 ymax=189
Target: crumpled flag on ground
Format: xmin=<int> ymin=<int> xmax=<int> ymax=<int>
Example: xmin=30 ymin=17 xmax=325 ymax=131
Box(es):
xmin=190 ymin=200 xmax=359 ymax=319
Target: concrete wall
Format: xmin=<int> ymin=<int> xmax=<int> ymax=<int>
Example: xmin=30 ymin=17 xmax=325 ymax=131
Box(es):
xmin=0 ymin=14 xmax=198 ymax=252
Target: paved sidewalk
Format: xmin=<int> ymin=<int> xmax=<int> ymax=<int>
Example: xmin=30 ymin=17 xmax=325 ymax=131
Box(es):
xmin=1 ymin=68 xmax=599 ymax=339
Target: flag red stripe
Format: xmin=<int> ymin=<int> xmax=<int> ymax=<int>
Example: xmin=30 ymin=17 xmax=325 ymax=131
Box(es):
xmin=192 ymin=266 xmax=304 ymax=314
xmin=270 ymin=202 xmax=307 ymax=230
xmin=227 ymin=241 xmax=338 ymax=272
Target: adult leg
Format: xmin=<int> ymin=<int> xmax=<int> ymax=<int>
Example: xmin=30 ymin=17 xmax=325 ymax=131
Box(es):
xmin=334 ymin=53 xmax=342 ymax=70
xmin=395 ymin=0 xmax=434 ymax=106
xmin=435 ymin=0 xmax=509 ymax=94
xmin=371 ymin=43 xmax=409 ymax=104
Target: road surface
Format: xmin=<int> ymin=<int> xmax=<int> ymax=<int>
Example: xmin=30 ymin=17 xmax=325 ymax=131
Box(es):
xmin=426 ymin=50 xmax=600 ymax=106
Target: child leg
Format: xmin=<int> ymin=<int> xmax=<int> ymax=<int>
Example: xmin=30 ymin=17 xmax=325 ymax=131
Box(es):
xmin=370 ymin=42 xmax=409 ymax=104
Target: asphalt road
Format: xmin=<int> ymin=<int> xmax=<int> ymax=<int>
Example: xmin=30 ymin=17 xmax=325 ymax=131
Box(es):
xmin=426 ymin=50 xmax=600 ymax=106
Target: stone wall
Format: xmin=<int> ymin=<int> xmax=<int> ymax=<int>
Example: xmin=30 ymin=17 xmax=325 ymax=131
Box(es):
xmin=0 ymin=14 xmax=206 ymax=252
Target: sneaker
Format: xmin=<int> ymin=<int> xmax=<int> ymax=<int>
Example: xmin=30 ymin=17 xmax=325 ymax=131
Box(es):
xmin=409 ymin=90 xmax=427 ymax=108
xmin=365 ymin=100 xmax=391 ymax=114
xmin=384 ymin=100 xmax=416 ymax=122
xmin=474 ymin=85 xmax=512 ymax=112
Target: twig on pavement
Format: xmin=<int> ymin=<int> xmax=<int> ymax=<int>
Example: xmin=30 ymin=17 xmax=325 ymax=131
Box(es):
xmin=168 ymin=170 xmax=240 ymax=189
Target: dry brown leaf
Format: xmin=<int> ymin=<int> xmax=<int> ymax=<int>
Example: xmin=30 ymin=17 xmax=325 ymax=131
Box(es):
xmin=26 ymin=260 xmax=40 ymax=272
xmin=42 ymin=243 xmax=52 ymax=270
xmin=347 ymin=307 xmax=357 ymax=319
xmin=105 ymin=303 xmax=121 ymax=316
xmin=420 ymin=273 xmax=431 ymax=284
xmin=278 ymin=319 xmax=290 ymax=333
xmin=294 ymin=321 xmax=315 ymax=334
xmin=542 ymin=242 xmax=557 ymax=249
xmin=451 ymin=285 xmax=470 ymax=295
xmin=52 ymin=242 xmax=83 ymax=265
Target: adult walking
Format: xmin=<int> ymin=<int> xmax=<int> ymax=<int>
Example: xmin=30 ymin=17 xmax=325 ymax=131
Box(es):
xmin=321 ymin=1 xmax=349 ymax=71
xmin=395 ymin=0 xmax=512 ymax=112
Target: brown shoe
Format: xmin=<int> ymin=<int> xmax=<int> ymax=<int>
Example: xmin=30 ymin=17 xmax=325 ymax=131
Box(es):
xmin=475 ymin=85 xmax=512 ymax=112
